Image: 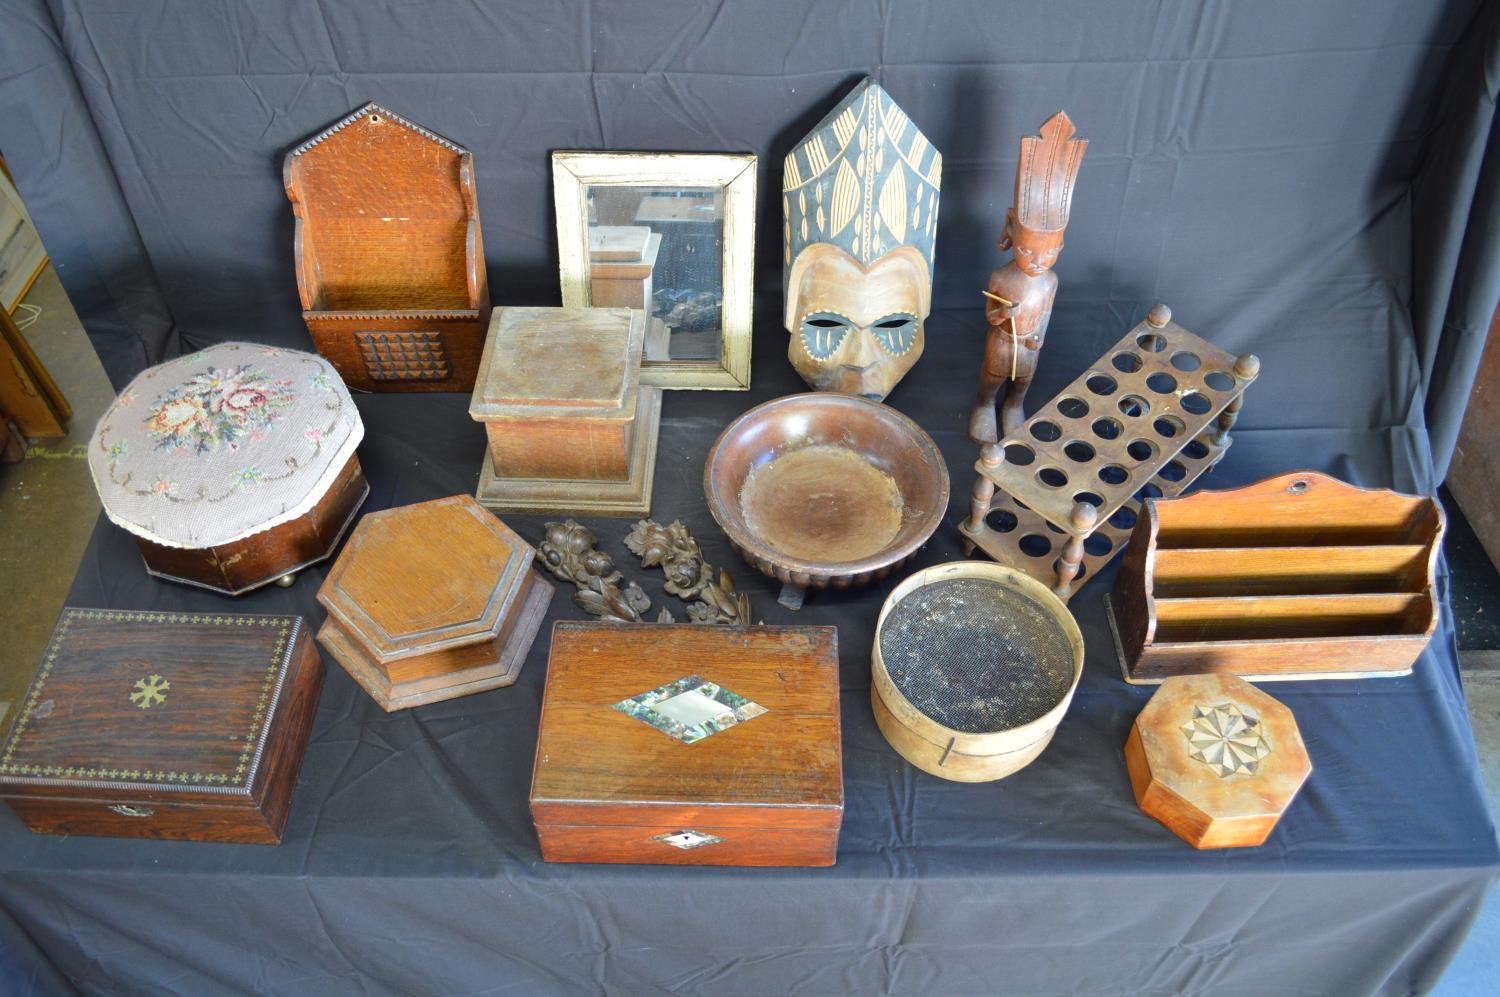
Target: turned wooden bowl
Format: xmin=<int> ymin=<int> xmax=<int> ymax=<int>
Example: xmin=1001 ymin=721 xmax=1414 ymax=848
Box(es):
xmin=705 ymin=393 xmax=949 ymax=609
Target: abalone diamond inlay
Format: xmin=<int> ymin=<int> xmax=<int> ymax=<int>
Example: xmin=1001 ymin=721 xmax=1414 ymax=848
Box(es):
xmin=1181 ymin=702 xmax=1271 ymax=778
xmin=653 ymin=829 xmax=722 ymax=850
xmin=612 ymin=675 xmax=767 ymax=744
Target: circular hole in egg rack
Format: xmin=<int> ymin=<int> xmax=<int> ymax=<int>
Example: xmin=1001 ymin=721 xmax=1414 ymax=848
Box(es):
xmin=1056 ymin=396 xmax=1090 ymax=420
xmin=985 ymin=509 xmax=1019 ymax=534
xmin=993 ymin=324 xmax=1248 ymax=570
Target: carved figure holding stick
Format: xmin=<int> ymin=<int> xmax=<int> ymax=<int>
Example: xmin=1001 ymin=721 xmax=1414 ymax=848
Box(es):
xmin=969 ymin=112 xmax=1086 ymax=443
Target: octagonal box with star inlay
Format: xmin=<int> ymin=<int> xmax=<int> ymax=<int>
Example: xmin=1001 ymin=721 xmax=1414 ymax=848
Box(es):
xmin=1125 ymin=673 xmax=1311 ymax=849
xmin=315 ymin=494 xmax=554 ymax=711
xmin=0 ymin=608 xmax=323 ymax=844
xmin=530 ymin=622 xmax=843 ymax=867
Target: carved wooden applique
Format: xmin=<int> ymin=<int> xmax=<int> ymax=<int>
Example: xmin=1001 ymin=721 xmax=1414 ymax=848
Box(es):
xmin=782 ymin=77 xmax=942 ymax=401
xmin=969 ymin=112 xmax=1087 ymax=443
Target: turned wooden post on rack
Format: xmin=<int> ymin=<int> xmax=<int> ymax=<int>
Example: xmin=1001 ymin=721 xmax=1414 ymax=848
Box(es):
xmin=959 ymin=304 xmax=1260 ymax=601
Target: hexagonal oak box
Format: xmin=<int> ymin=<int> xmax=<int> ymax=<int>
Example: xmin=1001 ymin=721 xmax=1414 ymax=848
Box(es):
xmin=1124 ymin=674 xmax=1311 ymax=849
xmin=316 ymin=495 xmax=553 ymax=711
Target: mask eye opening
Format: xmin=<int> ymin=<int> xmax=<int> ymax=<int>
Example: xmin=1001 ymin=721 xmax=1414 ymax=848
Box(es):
xmin=799 ymin=312 xmax=853 ymax=360
xmin=871 ymin=313 xmax=918 ymax=355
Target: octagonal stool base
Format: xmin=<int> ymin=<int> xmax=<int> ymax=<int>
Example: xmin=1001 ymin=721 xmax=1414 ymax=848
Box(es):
xmin=89 ymin=344 xmax=367 ymax=596
xmin=317 ymin=494 xmax=554 ymax=711
xmin=1125 ymin=673 xmax=1311 ymax=849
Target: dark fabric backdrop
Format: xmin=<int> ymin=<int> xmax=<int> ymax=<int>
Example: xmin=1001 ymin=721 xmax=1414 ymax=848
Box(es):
xmin=0 ymin=2 xmax=1498 ymax=995
xmin=2 ymin=0 xmax=1499 ymax=481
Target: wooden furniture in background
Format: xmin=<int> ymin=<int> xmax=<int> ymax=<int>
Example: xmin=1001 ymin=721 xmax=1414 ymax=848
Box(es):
xmin=705 ymin=392 xmax=948 ymax=610
xmin=1108 ymin=471 xmax=1444 ymax=683
xmin=0 ymin=157 xmax=49 ymax=313
xmin=285 ymin=103 xmax=489 ymax=392
xmin=531 ymin=622 xmax=843 ymax=866
xmin=469 ymin=306 xmax=660 ymax=516
xmin=0 ymin=300 xmax=67 ymax=438
xmin=1125 ymin=673 xmax=1311 ymax=849
xmin=0 ymin=418 xmax=23 ymax=461
xmin=969 ymin=111 xmax=1088 ymax=444
xmin=0 ymin=609 xmax=323 ymax=844
xmin=960 ymin=305 xmax=1259 ymax=601
xmin=317 ymin=495 xmax=553 ymax=711
xmin=1446 ymin=298 xmax=1500 ymax=570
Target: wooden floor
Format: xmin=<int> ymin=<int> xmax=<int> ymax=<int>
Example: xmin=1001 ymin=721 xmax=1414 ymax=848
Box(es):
xmin=0 ymin=266 xmax=115 ymax=734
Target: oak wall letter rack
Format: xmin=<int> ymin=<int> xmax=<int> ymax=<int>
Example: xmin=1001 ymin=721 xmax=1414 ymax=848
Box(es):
xmin=285 ymin=103 xmax=490 ymax=393
xmin=1108 ymin=471 xmax=1445 ymax=683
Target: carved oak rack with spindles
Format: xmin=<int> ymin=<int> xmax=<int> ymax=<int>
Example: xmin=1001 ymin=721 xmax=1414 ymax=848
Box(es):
xmin=958 ymin=304 xmax=1259 ymax=601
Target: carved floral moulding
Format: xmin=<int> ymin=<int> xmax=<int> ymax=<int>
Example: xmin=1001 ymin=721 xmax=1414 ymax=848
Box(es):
xmin=624 ymin=519 xmax=753 ymax=625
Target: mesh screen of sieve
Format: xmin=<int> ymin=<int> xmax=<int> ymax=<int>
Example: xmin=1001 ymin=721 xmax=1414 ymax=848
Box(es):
xmin=879 ymin=578 xmax=1075 ymax=733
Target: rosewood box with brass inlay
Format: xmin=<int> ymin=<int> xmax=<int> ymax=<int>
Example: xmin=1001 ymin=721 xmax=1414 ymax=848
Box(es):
xmin=316 ymin=495 xmax=553 ymax=711
xmin=0 ymin=609 xmax=323 ymax=845
xmin=530 ymin=622 xmax=843 ymax=866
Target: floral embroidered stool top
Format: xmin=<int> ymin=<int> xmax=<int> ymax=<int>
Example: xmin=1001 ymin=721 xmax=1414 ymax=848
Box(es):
xmin=89 ymin=343 xmax=364 ymax=549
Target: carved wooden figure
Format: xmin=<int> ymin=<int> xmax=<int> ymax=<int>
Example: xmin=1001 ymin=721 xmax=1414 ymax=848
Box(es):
xmin=969 ymin=112 xmax=1087 ymax=443
xmin=783 ymin=77 xmax=942 ymax=401
xmin=625 ymin=519 xmax=754 ymax=624
xmin=285 ymin=103 xmax=490 ymax=392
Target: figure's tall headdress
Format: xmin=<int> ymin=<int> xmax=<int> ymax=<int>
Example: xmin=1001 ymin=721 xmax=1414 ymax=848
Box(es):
xmin=783 ymin=77 xmax=942 ymax=285
xmin=1013 ymin=111 xmax=1086 ymax=233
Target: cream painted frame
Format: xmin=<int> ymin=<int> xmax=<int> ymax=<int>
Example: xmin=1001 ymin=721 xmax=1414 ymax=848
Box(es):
xmin=553 ymin=151 xmax=756 ymax=390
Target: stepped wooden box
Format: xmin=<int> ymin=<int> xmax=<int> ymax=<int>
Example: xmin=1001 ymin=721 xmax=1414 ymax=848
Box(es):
xmin=470 ymin=306 xmax=660 ymax=516
xmin=316 ymin=495 xmax=553 ymax=711
xmin=1126 ymin=674 xmax=1311 ymax=849
xmin=589 ymin=225 xmax=661 ymax=312
xmin=531 ymin=622 xmax=843 ymax=867
xmin=0 ymin=609 xmax=323 ymax=844
xmin=1109 ymin=471 xmax=1445 ymax=683
xmin=285 ymin=103 xmax=490 ymax=392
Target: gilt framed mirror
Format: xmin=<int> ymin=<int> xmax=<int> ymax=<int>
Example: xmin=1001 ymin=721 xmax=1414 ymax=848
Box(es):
xmin=553 ymin=151 xmax=756 ymax=390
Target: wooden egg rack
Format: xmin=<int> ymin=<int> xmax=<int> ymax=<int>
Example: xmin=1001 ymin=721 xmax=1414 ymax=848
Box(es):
xmin=959 ymin=305 xmax=1259 ymax=600
xmin=1107 ymin=471 xmax=1445 ymax=683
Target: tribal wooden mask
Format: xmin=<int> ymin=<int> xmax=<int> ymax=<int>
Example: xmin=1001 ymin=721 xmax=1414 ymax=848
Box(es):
xmin=783 ymin=78 xmax=942 ymax=400
xmin=1000 ymin=111 xmax=1086 ymax=277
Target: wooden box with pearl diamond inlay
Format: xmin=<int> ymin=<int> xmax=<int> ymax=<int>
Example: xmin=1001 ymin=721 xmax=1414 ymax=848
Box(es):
xmin=0 ymin=608 xmax=323 ymax=844
xmin=530 ymin=622 xmax=843 ymax=866
xmin=1125 ymin=673 xmax=1311 ymax=849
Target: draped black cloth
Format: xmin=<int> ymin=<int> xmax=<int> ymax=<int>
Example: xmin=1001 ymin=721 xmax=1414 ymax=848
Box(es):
xmin=0 ymin=2 xmax=1497 ymax=993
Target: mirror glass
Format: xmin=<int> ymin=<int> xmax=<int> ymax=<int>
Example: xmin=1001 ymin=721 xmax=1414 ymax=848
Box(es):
xmin=585 ymin=185 xmax=724 ymax=363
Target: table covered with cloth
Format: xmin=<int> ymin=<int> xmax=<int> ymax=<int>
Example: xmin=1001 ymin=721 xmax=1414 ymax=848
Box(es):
xmin=0 ymin=303 xmax=1494 ymax=996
